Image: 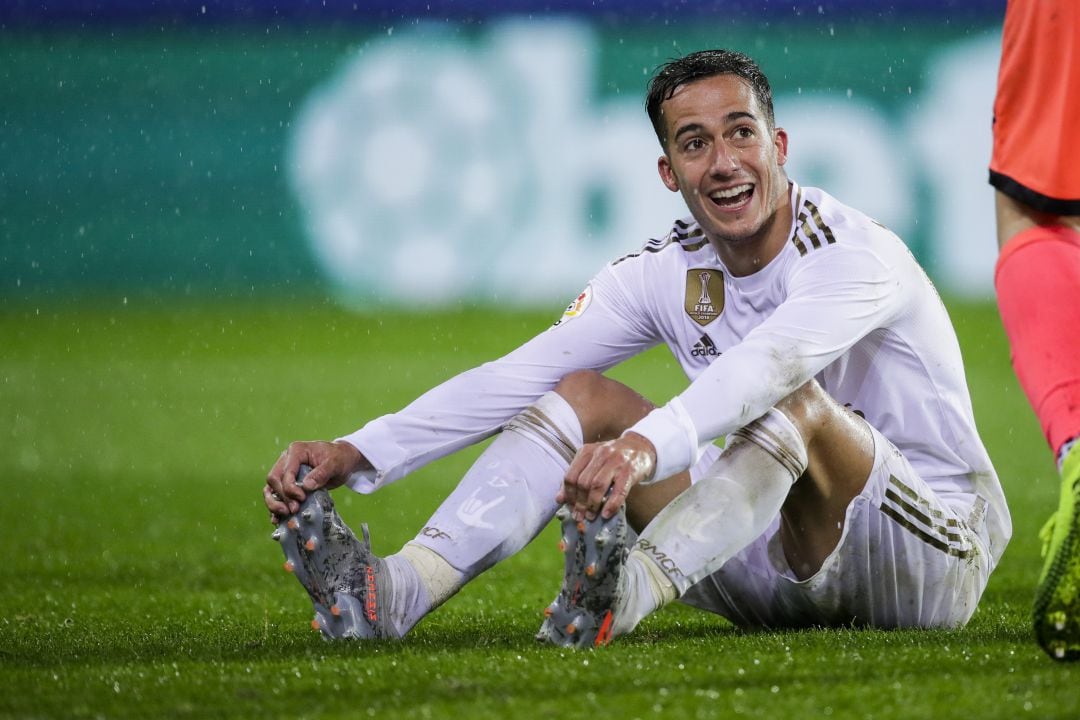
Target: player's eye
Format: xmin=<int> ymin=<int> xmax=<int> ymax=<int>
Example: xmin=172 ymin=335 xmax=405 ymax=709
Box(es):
xmin=683 ymin=138 xmax=706 ymax=152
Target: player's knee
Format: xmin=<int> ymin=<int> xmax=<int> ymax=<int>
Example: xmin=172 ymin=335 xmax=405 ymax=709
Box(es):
xmin=553 ymin=370 xmax=654 ymax=443
xmin=773 ymin=380 xmax=829 ymax=437
xmin=553 ymin=369 xmax=607 ymax=407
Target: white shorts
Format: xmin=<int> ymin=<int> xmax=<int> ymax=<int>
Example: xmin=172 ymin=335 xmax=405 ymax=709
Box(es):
xmin=679 ymin=427 xmax=993 ymax=629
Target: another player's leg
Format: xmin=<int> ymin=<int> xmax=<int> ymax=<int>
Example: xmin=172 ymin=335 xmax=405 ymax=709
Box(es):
xmin=994 ymin=193 xmax=1080 ymax=660
xmin=542 ymin=380 xmax=874 ymax=647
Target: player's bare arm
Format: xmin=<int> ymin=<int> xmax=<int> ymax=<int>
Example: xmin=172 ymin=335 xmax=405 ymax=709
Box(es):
xmin=264 ymin=440 xmax=370 ymax=519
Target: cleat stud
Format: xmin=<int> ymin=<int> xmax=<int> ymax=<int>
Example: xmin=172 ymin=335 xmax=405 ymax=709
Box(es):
xmin=305 ymin=537 xmax=318 ymax=552
xmin=576 ymin=521 xmax=585 ymax=533
xmin=556 ymin=507 xmax=571 ymax=522
xmin=331 ymin=604 xmax=341 ymax=617
xmin=301 ymin=509 xmax=314 ymax=523
xmin=287 ymin=518 xmax=299 ymax=530
xmin=544 ymin=606 xmax=554 ymax=618
xmin=566 ymin=623 xmax=577 ymax=634
xmin=311 ymin=618 xmax=320 ymax=631
xmin=585 ymin=563 xmax=597 ymax=577
xmin=283 ymin=560 xmax=294 ymax=573
xmin=271 ymin=529 xmax=285 ymax=542
xmin=557 ymin=539 xmax=567 ymax=552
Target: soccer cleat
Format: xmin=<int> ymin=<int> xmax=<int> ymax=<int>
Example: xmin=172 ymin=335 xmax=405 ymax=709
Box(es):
xmin=1033 ymin=445 xmax=1080 ymax=661
xmin=274 ymin=465 xmax=400 ymax=641
xmin=536 ymin=504 xmax=628 ymax=649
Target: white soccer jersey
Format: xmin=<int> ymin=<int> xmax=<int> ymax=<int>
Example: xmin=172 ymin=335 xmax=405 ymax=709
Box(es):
xmin=339 ymin=182 xmax=1010 ymax=564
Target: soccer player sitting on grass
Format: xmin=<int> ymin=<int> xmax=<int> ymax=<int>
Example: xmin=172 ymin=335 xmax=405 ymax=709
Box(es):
xmin=264 ymin=49 xmax=1011 ymax=646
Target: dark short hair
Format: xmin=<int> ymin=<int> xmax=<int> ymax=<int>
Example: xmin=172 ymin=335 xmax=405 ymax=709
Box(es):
xmin=645 ymin=49 xmax=775 ymax=150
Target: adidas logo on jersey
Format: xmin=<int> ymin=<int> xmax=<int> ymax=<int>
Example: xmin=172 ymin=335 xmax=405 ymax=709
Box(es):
xmin=691 ymin=334 xmax=719 ymax=357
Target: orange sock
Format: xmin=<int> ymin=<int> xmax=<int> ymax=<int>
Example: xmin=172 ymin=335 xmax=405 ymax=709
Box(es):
xmin=995 ymin=225 xmax=1080 ymax=457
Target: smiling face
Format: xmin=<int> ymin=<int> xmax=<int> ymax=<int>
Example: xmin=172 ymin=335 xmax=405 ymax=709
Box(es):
xmin=657 ymin=73 xmax=791 ymax=274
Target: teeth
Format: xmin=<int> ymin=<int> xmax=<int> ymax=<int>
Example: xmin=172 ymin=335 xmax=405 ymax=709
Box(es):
xmin=711 ymin=184 xmax=752 ymax=200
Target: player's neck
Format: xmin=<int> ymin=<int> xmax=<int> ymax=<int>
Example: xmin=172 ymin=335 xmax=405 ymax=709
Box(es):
xmin=710 ymin=196 xmax=793 ymax=277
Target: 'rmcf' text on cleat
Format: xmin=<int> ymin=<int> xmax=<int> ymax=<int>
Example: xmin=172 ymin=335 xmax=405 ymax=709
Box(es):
xmin=536 ymin=504 xmax=628 ymax=649
xmin=1033 ymin=446 xmax=1080 ymax=661
xmin=273 ymin=465 xmax=399 ymax=641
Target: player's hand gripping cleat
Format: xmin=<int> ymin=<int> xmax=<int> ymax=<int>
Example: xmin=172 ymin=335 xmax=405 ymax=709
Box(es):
xmin=272 ymin=465 xmax=399 ymax=640
xmin=1033 ymin=446 xmax=1080 ymax=661
xmin=536 ymin=504 xmax=628 ymax=649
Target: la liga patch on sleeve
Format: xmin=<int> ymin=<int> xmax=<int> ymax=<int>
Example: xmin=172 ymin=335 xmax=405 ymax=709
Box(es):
xmin=553 ymin=284 xmax=592 ymax=326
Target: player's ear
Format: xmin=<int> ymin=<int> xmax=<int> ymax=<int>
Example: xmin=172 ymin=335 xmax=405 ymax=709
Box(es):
xmin=658 ymin=154 xmax=680 ymax=192
xmin=774 ymin=127 xmax=789 ymax=167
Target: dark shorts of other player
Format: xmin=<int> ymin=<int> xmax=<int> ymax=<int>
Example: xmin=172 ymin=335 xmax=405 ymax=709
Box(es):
xmin=990 ymin=170 xmax=1080 ymax=217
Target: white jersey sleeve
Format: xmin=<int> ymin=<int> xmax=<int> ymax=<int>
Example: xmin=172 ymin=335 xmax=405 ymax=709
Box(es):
xmin=337 ymin=264 xmax=659 ymax=493
xmin=632 ymin=236 xmax=905 ymax=482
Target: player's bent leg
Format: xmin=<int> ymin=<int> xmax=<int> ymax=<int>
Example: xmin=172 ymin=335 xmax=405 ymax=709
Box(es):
xmin=773 ymin=380 xmax=875 ymax=579
xmin=553 ymin=380 xmax=956 ymax=644
xmin=395 ymin=390 xmax=583 ymax=632
xmin=1035 ymin=443 xmax=1080 ymax=660
xmin=681 ymin=424 xmax=995 ymax=630
xmin=542 ymin=397 xmax=814 ymax=647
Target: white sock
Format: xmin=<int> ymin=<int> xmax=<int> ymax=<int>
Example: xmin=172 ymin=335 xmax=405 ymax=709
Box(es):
xmin=381 ymin=543 xmax=464 ymax=636
xmin=400 ymin=391 xmax=582 ymax=624
xmin=614 ymin=408 xmax=808 ymax=633
xmin=610 ymin=548 xmax=677 ymax=636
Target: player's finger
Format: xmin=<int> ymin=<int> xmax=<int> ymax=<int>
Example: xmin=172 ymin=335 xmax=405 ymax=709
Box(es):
xmin=296 ymin=461 xmax=320 ymax=491
xmin=569 ymin=446 xmax=610 ymax=520
xmin=263 ymin=483 xmax=290 ymax=517
xmin=561 ymin=445 xmax=594 ymax=507
xmin=601 ymin=475 xmax=630 ymax=519
xmin=265 ymin=459 xmax=290 ymax=509
xmin=583 ymin=460 xmax=619 ymax=520
xmin=280 ymin=444 xmax=310 ymax=502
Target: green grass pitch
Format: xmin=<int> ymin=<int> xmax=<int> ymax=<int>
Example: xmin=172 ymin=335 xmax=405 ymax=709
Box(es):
xmin=2 ymin=299 xmax=1079 ymax=718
